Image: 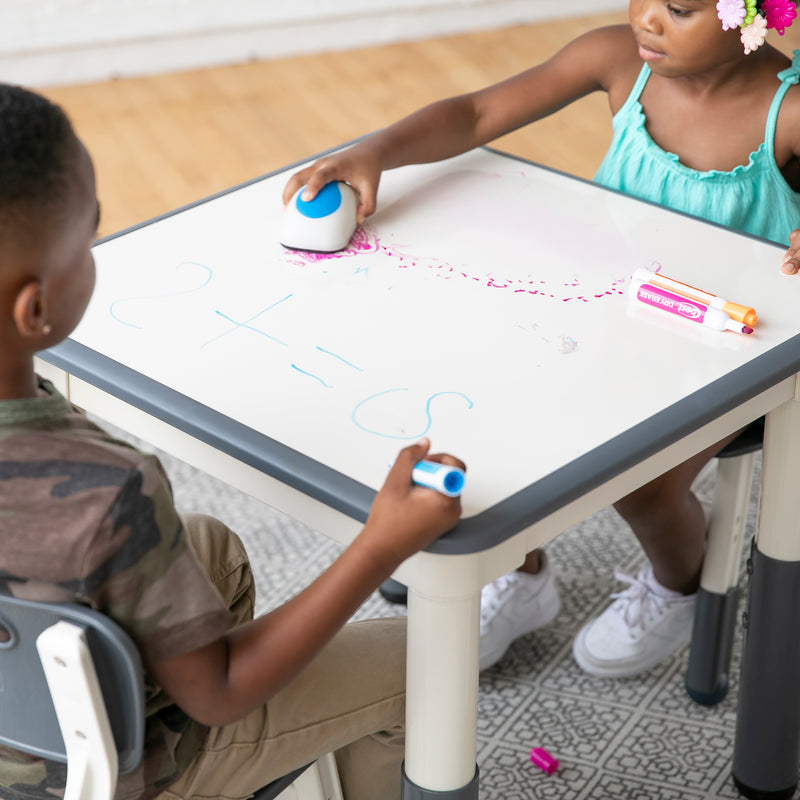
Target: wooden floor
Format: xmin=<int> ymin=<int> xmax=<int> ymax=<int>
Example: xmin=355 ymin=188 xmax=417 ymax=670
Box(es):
xmin=42 ymin=11 xmax=800 ymax=238
xmin=41 ymin=12 xmax=624 ymax=237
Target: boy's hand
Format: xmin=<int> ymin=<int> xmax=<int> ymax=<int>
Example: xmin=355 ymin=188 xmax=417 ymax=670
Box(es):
xmin=359 ymin=438 xmax=464 ymax=569
xmin=782 ymin=227 xmax=800 ymax=275
xmin=282 ymin=145 xmax=382 ymax=225
xmin=150 ymin=438 xmax=462 ymax=727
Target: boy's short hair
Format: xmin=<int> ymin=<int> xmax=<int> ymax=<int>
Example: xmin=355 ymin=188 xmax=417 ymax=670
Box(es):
xmin=0 ymin=84 xmax=77 ymax=234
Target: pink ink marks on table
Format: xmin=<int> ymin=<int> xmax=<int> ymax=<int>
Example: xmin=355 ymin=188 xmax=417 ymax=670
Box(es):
xmin=282 ymin=226 xmax=383 ymax=266
xmin=281 ymin=225 xmax=627 ymax=303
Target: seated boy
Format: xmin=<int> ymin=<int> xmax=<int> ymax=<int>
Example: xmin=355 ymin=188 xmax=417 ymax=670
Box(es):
xmin=0 ymin=84 xmax=464 ymax=800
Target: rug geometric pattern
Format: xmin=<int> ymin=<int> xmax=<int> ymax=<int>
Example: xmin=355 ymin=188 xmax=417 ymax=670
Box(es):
xmin=94 ymin=417 xmax=792 ymax=799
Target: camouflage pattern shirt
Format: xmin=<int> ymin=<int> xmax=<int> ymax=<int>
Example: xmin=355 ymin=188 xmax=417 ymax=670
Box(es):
xmin=0 ymin=379 xmax=234 ymax=800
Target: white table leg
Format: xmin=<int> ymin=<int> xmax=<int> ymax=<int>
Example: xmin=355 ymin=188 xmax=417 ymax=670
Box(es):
xmin=733 ymin=383 xmax=800 ymax=799
xmin=402 ymin=584 xmax=481 ymax=799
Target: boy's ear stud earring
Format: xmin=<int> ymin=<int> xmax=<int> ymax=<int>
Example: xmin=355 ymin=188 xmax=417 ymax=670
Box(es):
xmin=42 ymin=324 xmax=52 ymax=335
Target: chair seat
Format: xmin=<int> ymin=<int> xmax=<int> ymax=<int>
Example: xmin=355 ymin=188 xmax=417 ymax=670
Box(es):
xmin=718 ymin=421 xmax=764 ymax=459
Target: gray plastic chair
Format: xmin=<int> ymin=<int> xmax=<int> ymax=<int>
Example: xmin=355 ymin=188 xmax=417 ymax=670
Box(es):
xmin=0 ymin=594 xmax=340 ymax=800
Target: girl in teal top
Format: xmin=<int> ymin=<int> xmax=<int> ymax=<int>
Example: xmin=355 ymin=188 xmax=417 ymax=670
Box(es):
xmin=284 ymin=0 xmax=800 ymax=680
xmin=595 ymin=52 xmax=800 ymax=245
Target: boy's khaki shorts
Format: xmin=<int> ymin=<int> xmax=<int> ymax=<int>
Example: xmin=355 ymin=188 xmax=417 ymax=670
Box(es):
xmin=160 ymin=513 xmax=406 ymax=800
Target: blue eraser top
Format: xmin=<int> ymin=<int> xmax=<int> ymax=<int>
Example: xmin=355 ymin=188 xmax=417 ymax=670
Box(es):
xmin=295 ymin=182 xmax=343 ymax=219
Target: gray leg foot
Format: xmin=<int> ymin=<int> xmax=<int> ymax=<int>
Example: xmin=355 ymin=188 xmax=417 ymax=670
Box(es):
xmin=685 ymin=586 xmax=740 ymax=705
xmin=732 ymin=548 xmax=800 ymax=799
xmin=401 ymin=763 xmax=479 ymax=800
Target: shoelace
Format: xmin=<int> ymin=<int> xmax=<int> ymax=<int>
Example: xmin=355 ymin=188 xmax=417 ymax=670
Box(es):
xmin=609 ymin=569 xmax=671 ymax=633
xmin=480 ymin=574 xmax=518 ymax=625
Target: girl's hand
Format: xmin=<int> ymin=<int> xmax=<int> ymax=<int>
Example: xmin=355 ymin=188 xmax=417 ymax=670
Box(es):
xmin=782 ymin=228 xmax=800 ymax=275
xmin=282 ymin=144 xmax=383 ymax=225
xmin=358 ymin=438 xmax=465 ymax=569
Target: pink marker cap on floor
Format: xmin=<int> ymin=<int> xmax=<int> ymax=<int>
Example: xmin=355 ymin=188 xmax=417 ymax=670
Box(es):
xmin=530 ymin=747 xmax=559 ymax=774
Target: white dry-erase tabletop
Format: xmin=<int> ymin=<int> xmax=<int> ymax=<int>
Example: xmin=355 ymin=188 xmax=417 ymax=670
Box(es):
xmin=39 ymin=147 xmax=800 ymax=797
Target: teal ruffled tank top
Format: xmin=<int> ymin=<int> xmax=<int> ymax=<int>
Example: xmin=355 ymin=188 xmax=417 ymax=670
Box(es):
xmin=594 ymin=51 xmax=800 ymax=245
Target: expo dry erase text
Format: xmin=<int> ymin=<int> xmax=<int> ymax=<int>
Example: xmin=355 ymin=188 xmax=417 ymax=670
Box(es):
xmin=633 ymin=266 xmax=758 ymax=327
xmin=412 ymin=460 xmax=466 ymax=497
xmin=631 ymin=282 xmax=754 ymax=334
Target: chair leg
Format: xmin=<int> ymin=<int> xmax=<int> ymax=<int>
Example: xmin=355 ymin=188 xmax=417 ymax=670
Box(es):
xmin=314 ymin=753 xmax=343 ymax=800
xmin=686 ymin=452 xmax=756 ymax=705
xmin=275 ymin=754 xmax=343 ymax=800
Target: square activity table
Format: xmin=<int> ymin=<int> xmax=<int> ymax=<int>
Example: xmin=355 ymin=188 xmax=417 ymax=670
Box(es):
xmin=37 ymin=147 xmax=800 ymax=799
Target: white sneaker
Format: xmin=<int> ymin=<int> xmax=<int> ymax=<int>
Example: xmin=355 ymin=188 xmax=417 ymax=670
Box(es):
xmin=479 ymin=556 xmax=560 ymax=671
xmin=572 ymin=565 xmax=696 ymax=678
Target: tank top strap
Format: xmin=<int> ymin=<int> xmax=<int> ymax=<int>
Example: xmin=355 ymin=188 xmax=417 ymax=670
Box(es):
xmin=609 ymin=62 xmax=652 ymax=127
xmin=765 ymin=49 xmax=800 ymax=155
xmin=621 ymin=63 xmax=651 ymax=112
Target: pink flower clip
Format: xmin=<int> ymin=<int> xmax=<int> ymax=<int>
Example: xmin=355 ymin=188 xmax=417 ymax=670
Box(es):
xmin=761 ymin=0 xmax=798 ymax=34
xmin=718 ymin=0 xmax=747 ymax=28
xmin=741 ymin=13 xmax=769 ymax=51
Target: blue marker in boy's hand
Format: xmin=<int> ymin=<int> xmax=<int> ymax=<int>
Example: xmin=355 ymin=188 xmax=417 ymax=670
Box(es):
xmin=412 ymin=460 xmax=465 ymax=497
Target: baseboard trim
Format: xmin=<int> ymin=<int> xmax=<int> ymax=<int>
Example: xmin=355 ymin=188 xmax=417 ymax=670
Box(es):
xmin=4 ymin=1 xmax=625 ymax=88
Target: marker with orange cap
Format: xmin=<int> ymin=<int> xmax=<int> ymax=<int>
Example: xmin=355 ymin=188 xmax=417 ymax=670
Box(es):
xmin=633 ymin=266 xmax=758 ymax=328
xmin=631 ymin=282 xmax=754 ymax=333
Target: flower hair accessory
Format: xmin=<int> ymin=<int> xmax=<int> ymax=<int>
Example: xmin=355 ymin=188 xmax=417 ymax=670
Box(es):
xmin=717 ymin=0 xmax=797 ymax=52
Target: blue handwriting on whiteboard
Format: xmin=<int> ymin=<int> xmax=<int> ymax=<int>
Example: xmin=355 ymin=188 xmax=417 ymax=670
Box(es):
xmin=202 ymin=294 xmax=293 ymax=348
xmin=351 ymin=389 xmax=474 ymax=439
xmin=291 ymin=364 xmax=333 ymax=388
xmin=110 ymin=261 xmax=213 ymax=329
xmin=292 ymin=364 xmax=333 ymax=389
xmin=315 ymin=346 xmax=364 ymax=372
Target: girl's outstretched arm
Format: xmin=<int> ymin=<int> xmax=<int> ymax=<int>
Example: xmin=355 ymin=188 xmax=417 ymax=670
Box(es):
xmin=282 ymin=25 xmax=636 ymax=223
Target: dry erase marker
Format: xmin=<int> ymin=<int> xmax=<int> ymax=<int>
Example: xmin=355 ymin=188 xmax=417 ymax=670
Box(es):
xmin=633 ymin=266 xmax=758 ymax=327
xmin=412 ymin=460 xmax=465 ymax=497
xmin=631 ymin=283 xmax=754 ymax=334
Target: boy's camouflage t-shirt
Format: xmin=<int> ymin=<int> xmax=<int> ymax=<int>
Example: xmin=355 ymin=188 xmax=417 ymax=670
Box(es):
xmin=0 ymin=380 xmax=234 ymax=800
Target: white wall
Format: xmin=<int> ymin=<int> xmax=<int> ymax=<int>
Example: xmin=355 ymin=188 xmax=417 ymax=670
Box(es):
xmin=0 ymin=0 xmax=625 ymax=88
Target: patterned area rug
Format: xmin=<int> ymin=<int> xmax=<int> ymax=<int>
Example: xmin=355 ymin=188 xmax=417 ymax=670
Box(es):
xmin=95 ymin=416 xmax=772 ymax=800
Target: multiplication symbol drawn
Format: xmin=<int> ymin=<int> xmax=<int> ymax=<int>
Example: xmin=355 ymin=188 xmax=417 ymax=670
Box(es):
xmin=109 ymin=261 xmax=213 ymax=329
xmin=201 ymin=294 xmax=294 ymax=349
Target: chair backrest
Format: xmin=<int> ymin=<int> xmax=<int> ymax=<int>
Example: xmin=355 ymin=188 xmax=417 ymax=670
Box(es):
xmin=0 ymin=594 xmax=334 ymax=800
xmin=0 ymin=594 xmax=145 ymax=775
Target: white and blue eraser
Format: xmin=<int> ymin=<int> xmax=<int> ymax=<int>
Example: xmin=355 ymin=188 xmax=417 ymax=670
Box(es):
xmin=280 ymin=181 xmax=359 ymax=253
xmin=412 ymin=460 xmax=465 ymax=497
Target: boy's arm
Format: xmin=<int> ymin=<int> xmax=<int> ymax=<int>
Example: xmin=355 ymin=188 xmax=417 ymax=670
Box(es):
xmin=148 ymin=438 xmax=463 ymax=727
xmin=282 ymin=25 xmax=637 ymax=222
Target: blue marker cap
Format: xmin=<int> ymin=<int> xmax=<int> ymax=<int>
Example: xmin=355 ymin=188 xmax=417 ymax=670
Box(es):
xmin=412 ymin=460 xmax=465 ymax=497
xmin=295 ymin=182 xmax=343 ymax=219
